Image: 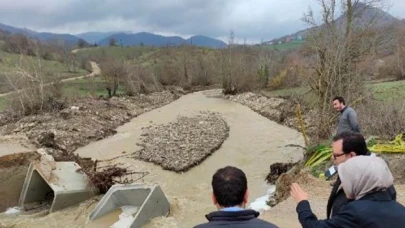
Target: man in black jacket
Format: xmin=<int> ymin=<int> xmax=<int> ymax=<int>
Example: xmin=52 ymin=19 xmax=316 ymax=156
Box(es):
xmin=194 ymin=166 xmax=278 ymax=228
xmin=326 ymin=131 xmax=397 ymax=219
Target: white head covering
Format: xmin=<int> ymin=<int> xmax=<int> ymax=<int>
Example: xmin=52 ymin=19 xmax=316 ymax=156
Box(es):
xmin=338 ymin=156 xmax=394 ymax=200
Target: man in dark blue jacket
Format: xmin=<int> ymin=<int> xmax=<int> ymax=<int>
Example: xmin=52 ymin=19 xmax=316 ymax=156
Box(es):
xmin=326 ymin=131 xmax=397 ymax=219
xmin=194 ymin=166 xmax=278 ymax=228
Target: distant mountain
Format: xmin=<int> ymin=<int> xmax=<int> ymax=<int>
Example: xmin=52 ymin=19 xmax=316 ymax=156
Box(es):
xmin=267 ymin=2 xmax=399 ymax=44
xmin=76 ymin=31 xmax=131 ymax=44
xmin=98 ymin=32 xmax=183 ymax=46
xmin=186 ymin=35 xmax=227 ymax=48
xmin=0 ymin=22 xmax=226 ymax=48
xmin=99 ymin=32 xmax=227 ymax=48
xmin=0 ymin=23 xmax=36 ymax=35
xmin=0 ymin=23 xmax=83 ymax=47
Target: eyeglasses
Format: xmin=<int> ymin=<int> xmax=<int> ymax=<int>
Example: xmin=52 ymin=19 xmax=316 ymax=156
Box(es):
xmin=333 ymin=153 xmax=346 ymax=159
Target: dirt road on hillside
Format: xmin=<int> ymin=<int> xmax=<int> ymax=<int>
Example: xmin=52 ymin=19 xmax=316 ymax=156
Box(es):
xmin=0 ymin=61 xmax=100 ymax=98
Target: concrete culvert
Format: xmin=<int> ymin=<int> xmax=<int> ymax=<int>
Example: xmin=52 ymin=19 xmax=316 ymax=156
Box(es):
xmin=19 ymin=161 xmax=98 ymax=213
xmin=19 ymin=169 xmax=55 ymax=211
xmin=0 ymin=152 xmax=39 ymax=213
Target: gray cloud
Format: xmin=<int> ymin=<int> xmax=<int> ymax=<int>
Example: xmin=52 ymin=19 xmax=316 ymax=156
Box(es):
xmin=0 ymin=0 xmax=403 ymax=43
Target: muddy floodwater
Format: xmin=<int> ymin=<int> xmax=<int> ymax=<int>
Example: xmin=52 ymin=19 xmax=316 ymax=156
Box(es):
xmin=1 ymin=90 xmax=305 ymax=227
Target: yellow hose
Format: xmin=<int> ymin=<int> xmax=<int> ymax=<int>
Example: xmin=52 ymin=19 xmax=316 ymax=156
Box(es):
xmin=369 ymin=134 xmax=405 ymax=153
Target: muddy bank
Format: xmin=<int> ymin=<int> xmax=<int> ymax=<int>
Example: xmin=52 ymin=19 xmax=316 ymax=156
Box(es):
xmin=226 ymin=92 xmax=316 ymax=136
xmin=135 ymin=111 xmax=229 ymax=172
xmin=0 ymin=89 xmax=184 ymax=158
xmin=265 ymin=162 xmax=298 ymax=184
xmin=0 ymin=135 xmax=36 ymax=157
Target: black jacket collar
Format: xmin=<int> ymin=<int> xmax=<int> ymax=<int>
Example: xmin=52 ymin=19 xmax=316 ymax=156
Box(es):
xmin=340 ymin=106 xmax=348 ymax=113
xmin=206 ymin=209 xmax=259 ymax=222
xmin=358 ymin=190 xmax=392 ymax=201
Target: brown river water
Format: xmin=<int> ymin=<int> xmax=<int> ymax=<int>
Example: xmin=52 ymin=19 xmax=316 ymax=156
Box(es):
xmin=0 ymin=90 xmax=305 ymax=227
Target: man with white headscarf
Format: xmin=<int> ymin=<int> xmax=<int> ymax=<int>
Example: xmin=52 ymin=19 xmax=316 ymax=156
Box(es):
xmin=291 ymin=156 xmax=405 ymax=227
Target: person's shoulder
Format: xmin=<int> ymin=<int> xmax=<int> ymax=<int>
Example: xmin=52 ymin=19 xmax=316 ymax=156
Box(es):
xmin=193 ymin=219 xmax=278 ymax=228
xmin=347 ymin=106 xmax=357 ymax=112
xmin=193 ymin=222 xmax=210 ymax=228
xmin=252 ymin=218 xmax=279 ymax=228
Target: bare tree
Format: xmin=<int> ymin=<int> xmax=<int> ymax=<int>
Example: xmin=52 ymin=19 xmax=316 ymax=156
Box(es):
xmin=222 ymin=30 xmax=236 ymax=94
xmin=77 ymin=39 xmax=87 ymax=48
xmin=109 ymin=38 xmax=117 ymax=47
xmin=100 ymin=59 xmax=126 ymax=97
xmin=395 ymin=24 xmax=405 ymax=79
xmin=302 ymin=0 xmax=392 ymax=137
xmin=123 ymin=62 xmax=162 ymax=95
xmin=4 ymin=51 xmax=64 ymax=115
xmin=2 ymin=34 xmax=37 ymax=56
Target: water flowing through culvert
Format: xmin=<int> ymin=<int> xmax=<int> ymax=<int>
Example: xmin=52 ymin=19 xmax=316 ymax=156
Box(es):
xmin=1 ymin=90 xmax=305 ymax=228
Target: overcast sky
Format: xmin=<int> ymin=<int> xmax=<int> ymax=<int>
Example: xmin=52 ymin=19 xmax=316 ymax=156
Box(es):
xmin=0 ymin=0 xmax=404 ymax=43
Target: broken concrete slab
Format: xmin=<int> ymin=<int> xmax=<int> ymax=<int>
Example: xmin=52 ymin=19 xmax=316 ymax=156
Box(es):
xmin=88 ymin=183 xmax=170 ymax=228
xmin=0 ymin=135 xmax=36 ymax=157
xmin=18 ymin=160 xmax=97 ymax=213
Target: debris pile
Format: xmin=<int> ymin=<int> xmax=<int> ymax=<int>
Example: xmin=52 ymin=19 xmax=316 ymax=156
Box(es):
xmin=134 ymin=111 xmax=229 ymax=172
xmin=267 ymin=165 xmax=308 ymax=207
xmin=83 ymin=165 xmax=148 ymax=194
xmin=55 ymin=152 xmax=148 ymax=194
xmin=0 ymin=90 xmax=181 ymax=158
xmin=265 ymin=162 xmax=297 ymax=184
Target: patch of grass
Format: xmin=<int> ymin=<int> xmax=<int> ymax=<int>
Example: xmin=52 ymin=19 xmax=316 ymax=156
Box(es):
xmin=260 ymin=86 xmax=318 ymax=105
xmin=0 ymin=50 xmax=87 ymax=75
xmin=367 ymin=80 xmax=405 ymax=101
xmin=262 ymin=79 xmax=405 ymax=102
xmin=76 ymin=46 xmax=158 ymax=60
xmin=0 ymin=50 xmax=88 ymax=93
xmin=0 ymin=77 xmax=125 ymax=112
xmin=61 ymin=76 xmax=126 ymax=98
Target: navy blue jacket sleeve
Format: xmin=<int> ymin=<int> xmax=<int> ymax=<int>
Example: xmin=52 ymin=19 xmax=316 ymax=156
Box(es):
xmin=388 ymin=185 xmax=397 ymax=200
xmin=296 ymin=200 xmax=357 ymax=228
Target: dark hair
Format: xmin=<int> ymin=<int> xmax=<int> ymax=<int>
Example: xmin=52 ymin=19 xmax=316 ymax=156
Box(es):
xmin=333 ymin=132 xmax=368 ymax=156
xmin=212 ymin=166 xmax=247 ymax=207
xmin=332 ymin=96 xmax=345 ymax=105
